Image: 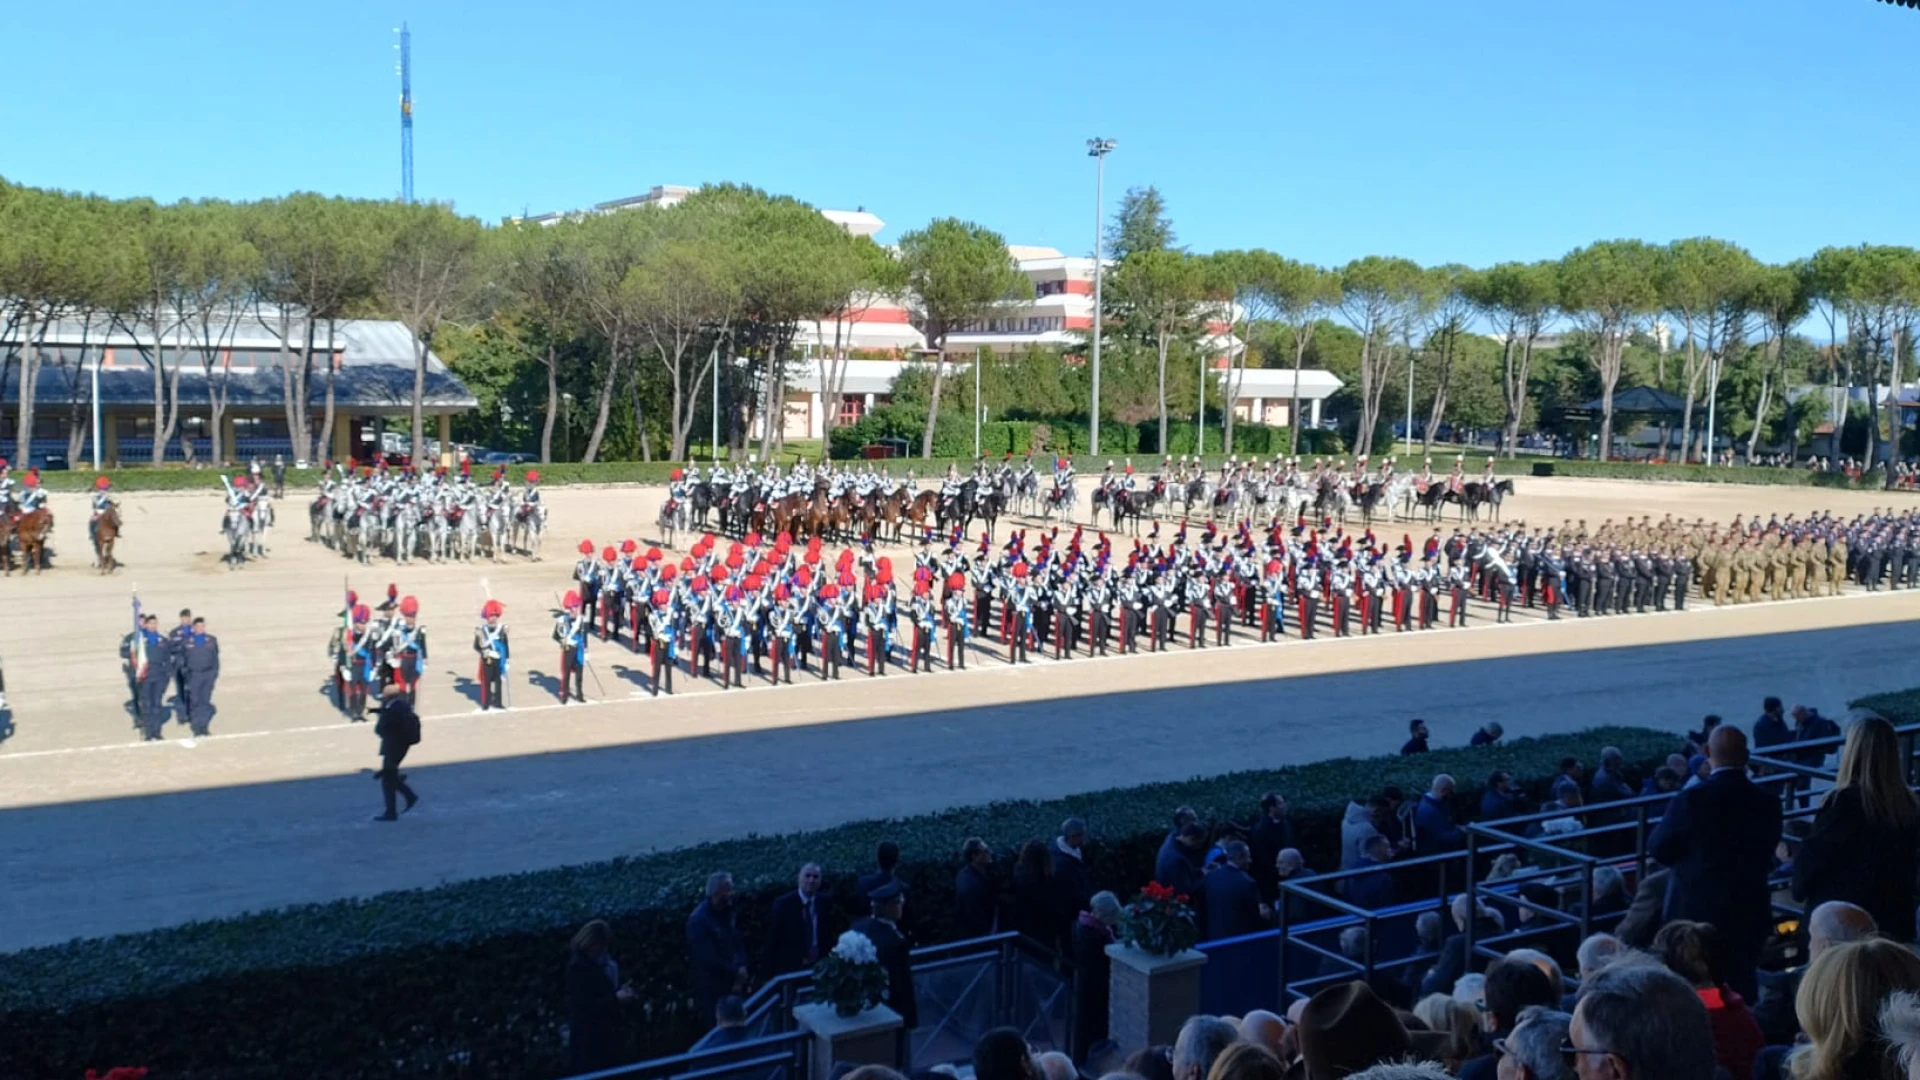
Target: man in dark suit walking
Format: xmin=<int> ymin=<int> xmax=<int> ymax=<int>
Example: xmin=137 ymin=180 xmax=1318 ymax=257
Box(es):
xmin=762 ymin=862 xmax=832 ymax=978
xmin=371 ymin=679 xmax=420 ymax=821
xmin=1648 ymin=725 xmax=1782 ymax=1000
xmin=851 ymin=880 xmax=917 ymax=1049
xmin=686 ymin=872 xmax=749 ymax=1026
xmin=1199 ymin=840 xmax=1268 ymax=940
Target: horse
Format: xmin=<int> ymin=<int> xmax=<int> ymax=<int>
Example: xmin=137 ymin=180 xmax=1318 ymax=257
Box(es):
xmin=1109 ymin=489 xmax=1154 ymax=536
xmin=9 ymin=509 xmax=52 ymax=573
xmin=976 ymin=485 xmax=1006 ymax=540
xmin=657 ymin=491 xmax=687 ymax=549
xmin=93 ymin=506 xmax=122 ymax=573
xmin=1459 ymin=479 xmax=1515 ymax=522
xmin=248 ymin=496 xmax=275 ymax=559
xmin=222 ymin=506 xmax=252 ymax=568
xmin=936 ymin=479 xmax=977 ymax=539
xmin=689 ymin=481 xmax=714 ymax=530
xmin=1412 ymin=483 xmax=1450 ymax=524
xmin=308 ymin=494 xmax=331 ymax=544
xmin=1313 ymin=477 xmax=1350 ymax=523
xmin=903 ymin=490 xmax=938 ymax=540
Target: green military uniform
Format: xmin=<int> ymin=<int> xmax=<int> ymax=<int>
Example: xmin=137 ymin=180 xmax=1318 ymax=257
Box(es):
xmin=1828 ymin=538 xmax=1848 ymax=597
xmin=1767 ymin=540 xmax=1787 ymax=602
xmin=1788 ymin=540 xmax=1808 ymax=599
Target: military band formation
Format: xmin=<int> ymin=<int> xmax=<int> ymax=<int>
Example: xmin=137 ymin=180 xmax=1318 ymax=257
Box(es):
xmin=305 ymin=451 xmax=1920 ymax=714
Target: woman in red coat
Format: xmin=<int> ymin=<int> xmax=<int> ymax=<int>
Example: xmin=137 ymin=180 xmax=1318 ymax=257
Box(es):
xmin=1654 ymin=920 xmax=1764 ymax=1080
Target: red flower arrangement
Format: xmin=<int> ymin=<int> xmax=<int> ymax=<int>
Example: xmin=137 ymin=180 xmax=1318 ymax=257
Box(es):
xmin=1119 ymin=882 xmax=1199 ymax=956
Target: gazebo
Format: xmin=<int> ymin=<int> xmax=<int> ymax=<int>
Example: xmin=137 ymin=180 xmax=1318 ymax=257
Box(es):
xmin=1561 ymin=386 xmax=1688 ymax=459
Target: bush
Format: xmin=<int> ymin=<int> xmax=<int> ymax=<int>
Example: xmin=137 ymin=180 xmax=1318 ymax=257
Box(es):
xmin=0 ymin=727 xmax=1683 ymax=1080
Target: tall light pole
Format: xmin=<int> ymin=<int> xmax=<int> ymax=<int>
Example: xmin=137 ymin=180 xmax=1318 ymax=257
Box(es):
xmin=1087 ymin=137 xmax=1115 ymax=456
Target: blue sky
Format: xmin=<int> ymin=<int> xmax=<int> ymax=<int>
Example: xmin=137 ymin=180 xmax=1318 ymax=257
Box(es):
xmin=2 ymin=0 xmax=1913 ymax=269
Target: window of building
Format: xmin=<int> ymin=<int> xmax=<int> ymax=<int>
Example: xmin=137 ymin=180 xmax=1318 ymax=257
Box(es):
xmin=836 ymin=397 xmax=865 ymax=427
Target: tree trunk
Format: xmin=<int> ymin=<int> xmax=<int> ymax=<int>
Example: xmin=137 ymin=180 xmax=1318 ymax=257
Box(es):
xmin=1289 ymin=325 xmax=1312 ymax=456
xmin=1886 ymin=331 xmax=1904 ymax=488
xmin=315 ymin=320 xmax=338 ymax=468
xmin=150 ymin=327 xmax=168 ymax=466
xmin=1677 ymin=334 xmax=1698 ymax=464
xmin=14 ymin=307 xmax=40 ymax=468
xmin=921 ymin=346 xmax=947 ymax=459
xmin=540 ymin=345 xmax=558 ymax=464
xmin=410 ymin=328 xmax=429 ymax=467
xmin=1156 ymin=330 xmax=1170 ymax=455
xmin=582 ymin=334 xmax=622 ymax=464
xmin=633 ymin=371 xmax=654 ymax=462
xmin=758 ymin=341 xmax=782 ymax=460
xmin=294 ymin=318 xmax=316 ymax=468
xmin=160 ymin=362 xmax=184 ymax=464
xmin=1598 ymin=334 xmax=1623 ymax=463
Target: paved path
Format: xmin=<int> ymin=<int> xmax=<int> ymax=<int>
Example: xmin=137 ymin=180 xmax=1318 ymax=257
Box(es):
xmin=4 ymin=588 xmax=1917 ymax=953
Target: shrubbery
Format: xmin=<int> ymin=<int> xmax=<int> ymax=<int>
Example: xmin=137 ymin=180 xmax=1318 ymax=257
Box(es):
xmin=0 ymin=727 xmax=1688 ymax=1079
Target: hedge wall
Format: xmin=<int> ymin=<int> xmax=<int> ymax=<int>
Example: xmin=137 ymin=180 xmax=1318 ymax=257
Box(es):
xmin=0 ymin=727 xmax=1685 ymax=1080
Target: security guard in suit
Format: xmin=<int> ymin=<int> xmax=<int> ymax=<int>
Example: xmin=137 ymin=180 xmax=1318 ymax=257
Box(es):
xmin=850 ymin=879 xmax=917 ymax=1056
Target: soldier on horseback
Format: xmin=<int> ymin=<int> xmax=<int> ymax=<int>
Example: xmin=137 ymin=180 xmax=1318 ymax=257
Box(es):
xmin=17 ymin=468 xmax=47 ymax=515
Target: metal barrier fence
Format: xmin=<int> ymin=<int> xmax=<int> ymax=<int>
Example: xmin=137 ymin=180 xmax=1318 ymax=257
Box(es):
xmin=575 ymin=934 xmax=1068 ymax=1080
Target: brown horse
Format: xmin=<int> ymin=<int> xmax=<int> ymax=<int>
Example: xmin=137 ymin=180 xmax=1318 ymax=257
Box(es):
xmin=93 ymin=506 xmax=122 ymax=572
xmin=904 ymin=490 xmax=938 ymax=537
xmin=11 ymin=509 xmax=52 ymax=573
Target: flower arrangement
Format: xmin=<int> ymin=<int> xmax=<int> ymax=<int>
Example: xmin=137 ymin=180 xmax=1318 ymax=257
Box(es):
xmin=811 ymin=930 xmax=891 ymax=1018
xmin=1118 ymin=882 xmax=1199 ymax=956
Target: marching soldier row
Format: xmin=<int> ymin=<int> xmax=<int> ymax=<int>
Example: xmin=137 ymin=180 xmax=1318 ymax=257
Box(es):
xmin=316 ymin=508 xmax=1920 ymax=709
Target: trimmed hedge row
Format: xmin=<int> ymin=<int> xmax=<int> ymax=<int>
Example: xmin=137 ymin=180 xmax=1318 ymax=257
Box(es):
xmin=0 ymin=727 xmax=1684 ymax=1080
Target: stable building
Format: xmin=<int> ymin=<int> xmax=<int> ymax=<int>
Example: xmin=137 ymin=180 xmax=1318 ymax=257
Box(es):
xmin=0 ymin=316 xmax=477 ymax=469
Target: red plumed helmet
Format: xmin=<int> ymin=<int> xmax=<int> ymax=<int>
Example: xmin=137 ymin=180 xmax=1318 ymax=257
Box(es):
xmin=482 ymin=599 xmax=504 ymax=618
xmin=796 ymin=565 xmax=814 ymax=587
xmin=1011 ymin=562 xmax=1030 ymax=579
xmin=525 ymin=470 xmax=540 ymax=483
xmin=399 ymin=596 xmax=420 ymax=617
xmin=651 ymin=588 xmax=671 ymax=606
xmin=710 ymin=565 xmax=730 ymax=582
xmin=745 ymin=574 xmax=763 ymax=591
xmin=838 ymin=569 xmax=856 ymax=587
xmin=578 ymin=539 xmax=594 ymax=555
xmin=601 ymin=546 xmax=617 ymax=563
xmin=564 ymin=590 xmax=582 ymax=609
xmin=726 ymin=550 xmax=745 ymax=569
xmin=820 ymin=583 xmax=840 ymax=599
xmin=351 ymin=604 xmax=371 ymax=623
xmin=660 ymin=564 xmax=678 ymax=582
xmin=620 ymin=539 xmax=637 ymax=554
xmin=947 ymin=573 xmax=966 ymax=591
xmin=777 ymin=531 xmax=794 ymax=546
xmin=387 ymin=584 xmax=399 ymax=600
xmin=345 ymin=589 xmax=359 ymax=606
xmin=690 ymin=576 xmax=709 ymax=593
xmin=680 ymin=557 xmax=696 ymax=572
xmin=837 ymin=548 xmax=856 ymax=570
xmin=670 ymin=468 xmax=684 ymax=481
xmin=646 ymin=546 xmax=663 ymax=562
xmin=804 ymin=549 xmax=821 ymax=565
xmin=1265 ymin=559 xmax=1282 ymax=575
xmin=94 ymin=475 xmax=111 ymax=489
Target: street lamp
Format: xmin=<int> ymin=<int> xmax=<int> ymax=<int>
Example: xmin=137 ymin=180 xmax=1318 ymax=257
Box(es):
xmin=1087 ymin=137 xmax=1116 ymax=456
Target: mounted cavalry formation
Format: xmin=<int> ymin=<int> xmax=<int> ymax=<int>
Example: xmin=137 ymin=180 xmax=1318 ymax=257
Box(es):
xmin=307 ymin=463 xmax=549 ymax=565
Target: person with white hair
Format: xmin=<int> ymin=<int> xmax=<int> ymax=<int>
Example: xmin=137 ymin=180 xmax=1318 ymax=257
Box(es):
xmin=1170 ymin=1015 xmax=1238 ymax=1080
xmin=1071 ymin=890 xmax=1126 ymax=1061
xmin=1421 ymin=894 xmax=1502 ymax=998
xmin=1034 ymin=1050 xmax=1076 ymax=1080
xmin=1878 ymin=991 xmax=1920 ymax=1080
xmin=1494 ymin=1006 xmax=1575 ymax=1080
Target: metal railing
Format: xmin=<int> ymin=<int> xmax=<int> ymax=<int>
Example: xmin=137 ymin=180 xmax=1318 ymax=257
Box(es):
xmin=574 ymin=933 xmax=1068 ymax=1080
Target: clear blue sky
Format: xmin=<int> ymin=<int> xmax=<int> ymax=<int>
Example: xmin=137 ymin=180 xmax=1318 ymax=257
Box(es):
xmin=3 ymin=0 xmax=1912 ymax=268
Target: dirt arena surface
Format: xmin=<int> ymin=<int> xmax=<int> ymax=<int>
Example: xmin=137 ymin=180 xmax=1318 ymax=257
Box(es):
xmin=2 ymin=475 xmax=1918 ymax=952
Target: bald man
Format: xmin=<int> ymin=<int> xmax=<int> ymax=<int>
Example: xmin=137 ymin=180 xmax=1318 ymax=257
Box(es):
xmin=1755 ymin=901 xmax=1879 ymax=1046
xmin=1239 ymin=1010 xmax=1287 ymax=1055
xmin=1647 ymin=724 xmax=1783 ymax=1001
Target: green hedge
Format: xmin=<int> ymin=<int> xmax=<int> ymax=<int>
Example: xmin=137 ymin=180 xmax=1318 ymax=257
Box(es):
xmin=0 ymin=727 xmax=1684 ymax=1080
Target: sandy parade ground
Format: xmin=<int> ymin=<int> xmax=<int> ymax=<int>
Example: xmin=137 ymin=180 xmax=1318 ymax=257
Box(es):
xmin=3 ymin=474 xmax=1920 ymax=953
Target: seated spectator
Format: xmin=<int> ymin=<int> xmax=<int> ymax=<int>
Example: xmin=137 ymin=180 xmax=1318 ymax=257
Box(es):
xmin=1793 ymin=714 xmax=1920 ymax=944
xmin=1200 ymin=840 xmax=1268 ymax=940
xmin=1411 ymin=993 xmax=1481 ymax=1074
xmin=1577 ymin=866 xmax=1628 ymax=922
xmin=1487 ymin=853 xmax=1527 ymax=882
xmin=1783 ymin=938 xmax=1920 ymax=1080
xmin=1203 ymin=1043 xmax=1283 ymax=1080
xmin=1492 ymin=1005 xmax=1574 ymax=1080
xmin=705 ymin=994 xmax=748 ymax=1046
xmin=1505 ymin=947 xmax=1566 ymax=1000
xmin=1755 ymin=900 xmax=1878 ymax=1045
xmin=1481 ymin=770 xmax=1531 ymax=820
xmin=1300 ymin=981 xmax=1446 ymax=1080
xmin=1453 ymin=972 xmax=1487 ymax=1011
xmin=1471 ymin=721 xmax=1505 ymax=747
xmin=1344 ymin=1066 xmax=1453 ymax=1080
xmin=1570 ymin=932 xmax=1623 ymax=1008
xmin=1171 ymin=1015 xmax=1238 ymax=1080
xmin=974 ymin=1028 xmax=1038 ymax=1080
xmin=1876 ymin=991 xmax=1920 ymax=1080
xmin=1238 ymin=1010 xmax=1288 ymax=1057
xmin=1402 ymin=718 xmax=1431 ymax=755
xmin=1568 ymin=957 xmax=1718 ymax=1080
xmin=1590 ymin=747 xmax=1635 ymax=803
xmin=1458 ymin=958 xmax=1557 ymax=1080
xmin=1652 ymin=920 xmax=1764 ymax=1080
xmin=1534 ymin=786 xmax=1584 ymax=839
xmin=1550 ymin=757 xmax=1584 ymax=801
xmin=1124 ymin=1047 xmax=1176 ymax=1080
xmin=1346 ymin=835 xmax=1398 ymax=911
xmin=1413 ymin=775 xmax=1465 ymax=855
xmin=1642 ymin=765 xmax=1684 ymax=798
xmin=1422 ymin=894 xmax=1505 ymax=998
xmin=1035 ymin=1052 xmax=1076 ymax=1080
xmin=1399 ymin=911 xmax=1446 ymax=1004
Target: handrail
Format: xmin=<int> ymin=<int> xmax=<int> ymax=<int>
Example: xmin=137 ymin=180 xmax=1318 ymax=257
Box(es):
xmin=567 ymin=1032 xmax=808 ymax=1080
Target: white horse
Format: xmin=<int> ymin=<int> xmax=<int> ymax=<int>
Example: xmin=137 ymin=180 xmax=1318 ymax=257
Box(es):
xmin=222 ymin=506 xmax=252 ymax=568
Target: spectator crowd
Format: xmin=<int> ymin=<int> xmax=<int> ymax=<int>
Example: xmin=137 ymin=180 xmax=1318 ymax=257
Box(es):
xmin=562 ymin=702 xmax=1920 ymax=1080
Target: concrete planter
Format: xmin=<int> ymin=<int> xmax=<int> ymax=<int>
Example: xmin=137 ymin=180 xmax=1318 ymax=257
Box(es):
xmin=1106 ymin=944 xmax=1208 ymax=1051
xmin=793 ymin=1001 xmax=904 ymax=1074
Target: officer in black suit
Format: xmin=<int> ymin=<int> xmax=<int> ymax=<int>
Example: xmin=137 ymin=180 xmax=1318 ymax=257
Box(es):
xmin=762 ymin=862 xmax=833 ymax=978
xmin=1647 ymin=725 xmax=1782 ymax=1000
xmin=371 ymin=679 xmax=421 ymax=821
xmin=851 ymin=880 xmax=917 ymax=1036
xmin=856 ymin=840 xmax=903 ymax=907
xmin=1199 ymin=840 xmax=1269 ymax=940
